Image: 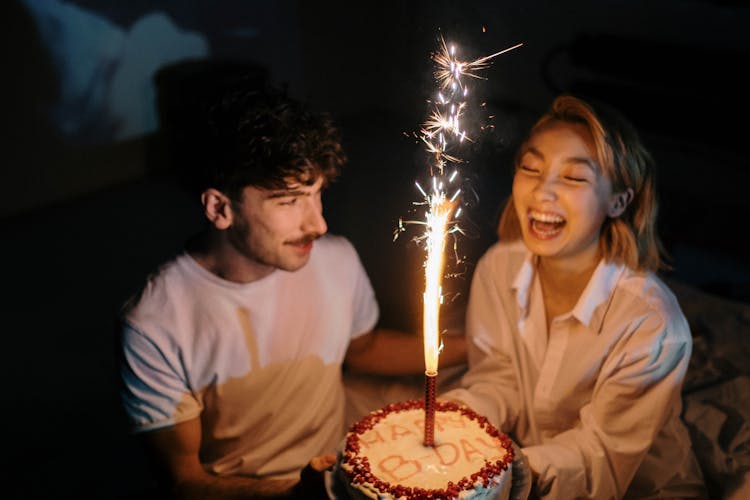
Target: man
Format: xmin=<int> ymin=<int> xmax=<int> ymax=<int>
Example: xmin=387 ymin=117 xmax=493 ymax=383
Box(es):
xmin=119 ymin=82 xmax=465 ymax=498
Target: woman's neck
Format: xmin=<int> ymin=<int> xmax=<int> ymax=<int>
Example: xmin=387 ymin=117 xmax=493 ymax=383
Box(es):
xmin=537 ymin=253 xmax=601 ymax=329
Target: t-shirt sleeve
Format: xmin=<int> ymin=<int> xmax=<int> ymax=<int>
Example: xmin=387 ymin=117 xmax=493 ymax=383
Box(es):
xmin=119 ymin=321 xmax=202 ymax=433
xmin=346 ymin=242 xmax=379 ymax=339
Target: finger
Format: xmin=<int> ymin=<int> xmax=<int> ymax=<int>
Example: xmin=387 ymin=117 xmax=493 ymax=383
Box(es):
xmin=309 ymin=453 xmax=337 ymax=471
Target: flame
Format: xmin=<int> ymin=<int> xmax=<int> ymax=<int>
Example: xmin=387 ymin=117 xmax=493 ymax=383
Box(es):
xmin=423 ymin=193 xmax=454 ymax=374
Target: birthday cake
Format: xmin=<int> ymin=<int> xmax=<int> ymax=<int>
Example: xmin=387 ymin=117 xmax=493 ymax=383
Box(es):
xmin=335 ymin=399 xmax=514 ymax=499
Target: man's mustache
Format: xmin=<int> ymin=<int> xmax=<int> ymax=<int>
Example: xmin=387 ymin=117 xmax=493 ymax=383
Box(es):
xmin=286 ymin=233 xmax=321 ymax=246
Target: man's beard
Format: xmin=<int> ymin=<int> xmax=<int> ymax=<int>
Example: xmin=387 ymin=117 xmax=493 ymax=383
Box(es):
xmin=228 ymin=213 xmax=321 ymax=271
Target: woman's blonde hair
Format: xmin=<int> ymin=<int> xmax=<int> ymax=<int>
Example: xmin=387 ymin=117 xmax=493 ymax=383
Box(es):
xmin=497 ymin=95 xmax=666 ymax=271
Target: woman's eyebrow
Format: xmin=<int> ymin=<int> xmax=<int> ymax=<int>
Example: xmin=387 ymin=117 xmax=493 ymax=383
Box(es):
xmin=521 ymin=146 xmax=544 ymax=160
xmin=525 ymin=146 xmax=595 ymax=169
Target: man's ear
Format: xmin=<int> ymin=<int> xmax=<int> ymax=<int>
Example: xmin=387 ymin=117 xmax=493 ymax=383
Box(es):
xmin=201 ymin=188 xmax=234 ymax=230
xmin=608 ymin=188 xmax=634 ymax=218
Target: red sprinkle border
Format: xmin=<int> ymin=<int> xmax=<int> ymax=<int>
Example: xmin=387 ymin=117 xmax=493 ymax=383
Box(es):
xmin=341 ymin=399 xmax=514 ymax=500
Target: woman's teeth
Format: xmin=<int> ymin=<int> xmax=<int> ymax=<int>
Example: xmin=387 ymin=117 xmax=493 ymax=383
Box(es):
xmin=529 ymin=210 xmax=565 ymax=237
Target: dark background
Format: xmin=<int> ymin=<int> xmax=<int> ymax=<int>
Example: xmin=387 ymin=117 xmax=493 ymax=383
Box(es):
xmin=1 ymin=1 xmax=749 ymax=497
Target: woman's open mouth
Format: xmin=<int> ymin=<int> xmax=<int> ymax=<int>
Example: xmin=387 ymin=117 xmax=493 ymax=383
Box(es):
xmin=528 ymin=210 xmax=566 ymax=240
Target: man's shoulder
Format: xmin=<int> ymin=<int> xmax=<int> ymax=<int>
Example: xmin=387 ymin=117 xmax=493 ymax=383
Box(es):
xmin=311 ymin=234 xmax=359 ymax=263
xmin=315 ymin=233 xmax=355 ymax=252
xmin=120 ymin=253 xmax=194 ymax=325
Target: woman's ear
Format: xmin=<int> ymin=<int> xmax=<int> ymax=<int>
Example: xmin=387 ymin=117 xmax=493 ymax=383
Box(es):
xmin=608 ymin=188 xmax=634 ymax=218
xmin=201 ymin=188 xmax=234 ymax=230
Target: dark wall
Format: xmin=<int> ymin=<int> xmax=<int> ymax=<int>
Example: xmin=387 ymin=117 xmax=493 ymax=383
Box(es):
xmin=7 ymin=1 xmax=749 ymax=211
xmin=8 ymin=0 xmax=748 ymax=281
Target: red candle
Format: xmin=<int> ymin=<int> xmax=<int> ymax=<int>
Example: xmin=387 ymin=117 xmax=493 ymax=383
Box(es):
xmin=424 ymin=371 xmax=437 ymax=446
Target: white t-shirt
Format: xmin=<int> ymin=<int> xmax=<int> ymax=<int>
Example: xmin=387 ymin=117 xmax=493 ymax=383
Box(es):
xmin=444 ymin=240 xmax=705 ymax=499
xmin=120 ymin=234 xmax=378 ymax=480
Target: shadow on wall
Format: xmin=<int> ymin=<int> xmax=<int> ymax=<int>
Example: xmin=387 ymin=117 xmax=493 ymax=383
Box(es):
xmin=2 ymin=0 xmax=209 ymax=220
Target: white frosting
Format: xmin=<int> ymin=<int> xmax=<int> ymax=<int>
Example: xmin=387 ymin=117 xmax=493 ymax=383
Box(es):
xmin=358 ymin=409 xmax=507 ymax=489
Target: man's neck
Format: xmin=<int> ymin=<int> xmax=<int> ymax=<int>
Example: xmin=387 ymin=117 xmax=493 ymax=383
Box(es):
xmin=187 ymin=231 xmax=275 ymax=284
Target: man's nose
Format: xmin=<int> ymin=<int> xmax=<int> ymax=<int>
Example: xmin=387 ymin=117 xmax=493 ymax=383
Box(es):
xmin=303 ymin=201 xmax=327 ymax=235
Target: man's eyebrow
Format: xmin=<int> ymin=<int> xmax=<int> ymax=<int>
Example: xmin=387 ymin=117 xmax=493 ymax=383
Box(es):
xmin=264 ymin=185 xmax=321 ymax=199
xmin=265 ymin=189 xmax=306 ymax=199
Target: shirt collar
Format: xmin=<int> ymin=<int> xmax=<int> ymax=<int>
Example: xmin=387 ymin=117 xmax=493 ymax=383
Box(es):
xmin=511 ymin=250 xmax=536 ymax=317
xmin=510 ymin=248 xmax=626 ymax=333
xmin=571 ymin=259 xmax=626 ymax=332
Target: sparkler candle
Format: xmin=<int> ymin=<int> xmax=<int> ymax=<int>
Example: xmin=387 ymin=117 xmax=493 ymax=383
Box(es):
xmin=422 ymin=192 xmax=453 ymax=447
xmin=408 ymin=35 xmax=522 ymax=447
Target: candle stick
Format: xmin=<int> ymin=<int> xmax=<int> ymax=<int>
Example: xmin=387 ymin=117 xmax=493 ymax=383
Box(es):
xmin=424 ymin=371 xmax=438 ymax=446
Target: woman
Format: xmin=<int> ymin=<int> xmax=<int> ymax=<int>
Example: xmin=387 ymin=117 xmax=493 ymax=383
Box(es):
xmin=444 ymin=95 xmax=706 ymax=499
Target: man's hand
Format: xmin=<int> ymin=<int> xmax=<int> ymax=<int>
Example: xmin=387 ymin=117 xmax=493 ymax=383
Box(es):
xmin=289 ymin=454 xmax=336 ymax=499
xmin=345 ymin=329 xmax=467 ymax=375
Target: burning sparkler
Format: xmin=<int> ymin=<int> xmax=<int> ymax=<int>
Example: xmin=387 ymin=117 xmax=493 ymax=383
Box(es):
xmin=399 ymin=34 xmax=522 ymax=447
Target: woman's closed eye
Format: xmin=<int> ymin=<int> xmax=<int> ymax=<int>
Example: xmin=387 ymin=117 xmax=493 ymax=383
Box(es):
xmin=518 ymin=164 xmax=540 ymax=174
xmin=563 ymin=175 xmax=588 ymax=183
xmin=562 ymin=166 xmax=594 ymax=183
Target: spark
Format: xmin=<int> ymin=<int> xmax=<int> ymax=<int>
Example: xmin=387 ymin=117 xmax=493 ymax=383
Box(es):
xmin=420 ymin=37 xmax=522 ymax=166
xmin=432 ymin=37 xmax=523 ymax=89
xmin=423 ymin=107 xmax=465 ymax=137
xmin=398 ymin=34 xmax=522 ymax=376
xmin=433 ymin=37 xmax=523 ymax=90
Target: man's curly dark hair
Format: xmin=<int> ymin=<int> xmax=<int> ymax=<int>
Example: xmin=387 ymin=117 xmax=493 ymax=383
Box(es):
xmin=192 ymin=83 xmax=346 ymax=201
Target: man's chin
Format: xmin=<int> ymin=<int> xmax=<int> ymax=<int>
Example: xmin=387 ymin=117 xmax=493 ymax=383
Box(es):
xmin=276 ymin=254 xmax=312 ymax=273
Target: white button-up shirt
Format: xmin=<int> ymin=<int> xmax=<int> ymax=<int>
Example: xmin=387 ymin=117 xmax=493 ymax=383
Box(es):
xmin=444 ymin=240 xmax=705 ymax=499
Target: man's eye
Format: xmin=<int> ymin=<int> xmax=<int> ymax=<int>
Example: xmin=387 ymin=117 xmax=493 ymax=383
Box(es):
xmin=279 ymin=198 xmax=298 ymax=206
xmin=519 ymin=165 xmax=539 ymax=174
xmin=564 ymin=176 xmax=587 ymax=183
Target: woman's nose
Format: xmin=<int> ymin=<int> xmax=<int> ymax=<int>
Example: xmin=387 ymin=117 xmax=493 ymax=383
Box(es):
xmin=532 ymin=175 xmax=558 ymax=202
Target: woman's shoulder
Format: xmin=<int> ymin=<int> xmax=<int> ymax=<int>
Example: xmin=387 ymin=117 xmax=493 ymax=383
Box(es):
xmin=618 ymin=269 xmax=683 ymax=314
xmin=611 ymin=267 xmax=690 ymax=342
